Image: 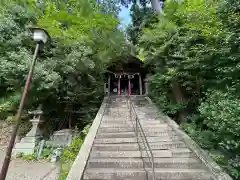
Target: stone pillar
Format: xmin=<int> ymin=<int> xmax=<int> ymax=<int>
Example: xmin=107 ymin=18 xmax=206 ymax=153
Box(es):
xmin=144 ymin=76 xmax=150 ymax=96
xmin=13 ymin=108 xmax=43 ymax=155
xmin=139 ymin=74 xmax=143 ymax=95
xmin=108 ymin=75 xmax=111 ymax=95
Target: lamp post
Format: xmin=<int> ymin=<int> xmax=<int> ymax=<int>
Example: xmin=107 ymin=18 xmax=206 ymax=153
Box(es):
xmin=0 ymin=28 xmax=50 ymax=180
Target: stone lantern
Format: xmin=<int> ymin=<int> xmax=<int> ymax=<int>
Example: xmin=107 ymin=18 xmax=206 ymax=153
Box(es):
xmin=13 ymin=106 xmax=43 ymax=155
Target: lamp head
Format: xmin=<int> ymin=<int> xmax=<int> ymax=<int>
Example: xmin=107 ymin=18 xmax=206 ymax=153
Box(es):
xmin=30 ymin=28 xmax=50 ymax=44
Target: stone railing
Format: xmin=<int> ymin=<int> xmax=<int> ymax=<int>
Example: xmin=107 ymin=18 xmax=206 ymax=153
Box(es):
xmin=66 ymin=97 xmax=109 ymax=180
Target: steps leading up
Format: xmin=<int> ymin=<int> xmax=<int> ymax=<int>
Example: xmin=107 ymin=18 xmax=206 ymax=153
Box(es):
xmin=94 ymin=136 xmax=181 ymax=144
xmin=90 ymin=149 xmax=194 ymax=158
xmin=99 ymin=123 xmax=169 ymax=128
xmin=83 ymin=168 xmax=212 ymax=180
xmin=92 ymin=141 xmax=186 ymax=151
xmin=82 ymin=96 xmax=212 ymax=180
xmin=96 ymin=131 xmax=176 ymax=138
xmin=87 ymin=157 xmax=206 ymax=169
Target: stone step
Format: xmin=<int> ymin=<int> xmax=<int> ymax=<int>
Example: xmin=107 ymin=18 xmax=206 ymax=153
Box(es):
xmin=87 ymin=157 xmax=205 ymax=169
xmin=106 ymin=106 xmax=129 ymax=109
xmin=104 ymin=115 xmax=130 ymax=119
xmin=100 ymin=120 xmax=165 ymax=125
xmin=94 ymin=136 xmax=180 ymax=144
xmin=94 ymin=137 xmax=137 ymax=144
xmin=97 ymin=127 xmax=172 ymax=133
xmin=96 ymin=131 xmax=175 ymax=138
xmin=83 ymin=168 xmax=211 ymax=180
xmin=96 ymin=132 xmax=136 ymax=138
xmin=92 ymin=141 xmax=186 ymax=151
xmin=90 ymin=149 xmax=194 ymax=158
xmin=100 ymin=124 xmax=169 ymax=128
xmin=98 ymin=127 xmax=135 ymax=133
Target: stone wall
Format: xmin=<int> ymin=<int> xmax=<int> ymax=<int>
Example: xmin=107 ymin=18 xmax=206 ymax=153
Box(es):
xmin=0 ymin=121 xmax=13 ymax=146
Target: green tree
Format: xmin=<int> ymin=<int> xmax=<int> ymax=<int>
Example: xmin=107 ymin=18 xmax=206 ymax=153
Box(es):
xmin=137 ymin=0 xmax=240 ymax=178
xmin=0 ymin=0 xmax=128 ymax=130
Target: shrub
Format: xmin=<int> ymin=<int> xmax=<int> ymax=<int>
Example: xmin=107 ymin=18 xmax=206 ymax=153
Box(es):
xmin=22 ymin=154 xmax=36 ymax=161
xmin=58 ymin=123 xmax=91 ymax=180
xmin=181 ymin=122 xmax=218 ymax=150
xmin=198 ymin=90 xmax=240 ymax=178
xmin=199 ymin=90 xmax=240 ymax=153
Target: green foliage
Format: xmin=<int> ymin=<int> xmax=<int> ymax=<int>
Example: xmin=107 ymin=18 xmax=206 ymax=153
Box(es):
xmin=226 ymin=156 xmax=240 ymax=178
xmin=0 ymin=0 xmax=129 ymax=130
xmin=126 ymin=0 xmax=157 ymax=44
xmin=41 ymin=146 xmax=52 ymax=159
xmin=136 ymin=0 xmax=240 ymax=178
xmin=182 ymin=90 xmax=240 ymax=178
xmin=58 ymin=163 xmax=70 ymax=180
xmin=61 ymin=137 xmax=83 ymax=162
xmin=0 ymin=92 xmax=21 ymax=120
xmin=181 ymin=123 xmax=218 ymax=150
xmin=199 ymin=90 xmax=240 ymax=153
xmin=22 ymin=153 xmax=36 ymax=161
xmin=139 ymin=0 xmax=240 ymax=120
xmin=59 ymin=123 xmax=91 ymax=179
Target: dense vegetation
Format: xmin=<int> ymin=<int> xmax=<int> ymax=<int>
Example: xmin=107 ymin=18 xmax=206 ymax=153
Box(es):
xmin=1 ymin=0 xmax=239 ymax=179
xmin=59 ymin=124 xmax=91 ymax=180
xmin=0 ymin=0 xmax=128 ymax=134
xmin=128 ymin=0 xmax=239 ymax=178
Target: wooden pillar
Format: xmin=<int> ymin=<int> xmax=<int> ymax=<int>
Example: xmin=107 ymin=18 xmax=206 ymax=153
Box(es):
xmin=139 ymin=74 xmax=143 ymax=95
xmin=128 ymin=78 xmax=131 ymax=96
xmin=108 ymin=75 xmax=111 ymax=95
xmin=118 ymin=77 xmax=120 ymax=96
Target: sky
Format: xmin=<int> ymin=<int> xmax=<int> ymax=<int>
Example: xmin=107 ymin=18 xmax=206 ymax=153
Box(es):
xmin=118 ymin=6 xmax=131 ymax=25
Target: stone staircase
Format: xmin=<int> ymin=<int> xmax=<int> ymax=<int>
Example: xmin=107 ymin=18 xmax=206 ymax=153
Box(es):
xmin=81 ymin=96 xmax=213 ymax=180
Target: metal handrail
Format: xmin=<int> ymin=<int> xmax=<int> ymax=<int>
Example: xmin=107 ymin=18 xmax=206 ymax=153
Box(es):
xmin=128 ymin=100 xmax=156 ymax=180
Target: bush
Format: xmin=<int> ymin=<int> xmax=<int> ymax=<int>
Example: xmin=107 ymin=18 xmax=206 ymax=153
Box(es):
xmin=22 ymin=154 xmax=36 ymax=161
xmin=199 ymin=90 xmax=240 ymax=153
xmin=41 ymin=146 xmax=52 ymax=159
xmin=181 ymin=122 xmax=218 ymax=150
xmin=61 ymin=137 xmax=83 ymax=162
xmin=0 ymin=93 xmax=21 ymax=120
xmin=58 ymin=123 xmax=91 ymax=180
xmin=198 ymin=90 xmax=240 ymax=179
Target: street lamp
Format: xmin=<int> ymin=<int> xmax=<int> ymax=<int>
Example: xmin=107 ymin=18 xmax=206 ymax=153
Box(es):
xmin=31 ymin=28 xmax=49 ymax=44
xmin=0 ymin=28 xmax=50 ymax=180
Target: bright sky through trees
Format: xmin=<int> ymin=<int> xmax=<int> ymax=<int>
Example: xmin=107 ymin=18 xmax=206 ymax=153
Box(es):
xmin=119 ymin=5 xmax=131 ymax=25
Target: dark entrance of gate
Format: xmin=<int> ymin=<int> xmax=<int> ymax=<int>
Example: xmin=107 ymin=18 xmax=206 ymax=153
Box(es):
xmin=105 ymin=56 xmax=147 ymax=96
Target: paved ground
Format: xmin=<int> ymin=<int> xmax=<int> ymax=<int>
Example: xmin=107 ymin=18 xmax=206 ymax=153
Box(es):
xmin=0 ymin=147 xmax=59 ymax=180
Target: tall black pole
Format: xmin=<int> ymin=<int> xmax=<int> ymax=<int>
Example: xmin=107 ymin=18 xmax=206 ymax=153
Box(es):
xmin=0 ymin=43 xmax=40 ymax=180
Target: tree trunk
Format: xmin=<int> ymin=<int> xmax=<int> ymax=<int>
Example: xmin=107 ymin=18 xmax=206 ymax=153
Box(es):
xmin=171 ymin=79 xmax=186 ymax=123
xmin=150 ymin=0 xmax=162 ymax=13
xmin=195 ymin=76 xmax=201 ymax=102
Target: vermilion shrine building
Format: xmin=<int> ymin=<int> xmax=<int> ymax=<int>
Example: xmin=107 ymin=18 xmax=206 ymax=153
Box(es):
xmin=104 ymin=56 xmax=148 ymax=96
